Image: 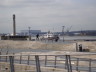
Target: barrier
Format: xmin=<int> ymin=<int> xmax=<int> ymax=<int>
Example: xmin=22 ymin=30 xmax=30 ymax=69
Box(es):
xmin=0 ymin=52 xmax=96 ymax=72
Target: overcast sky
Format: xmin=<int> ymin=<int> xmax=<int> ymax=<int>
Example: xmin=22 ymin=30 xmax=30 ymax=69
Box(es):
xmin=0 ymin=0 xmax=96 ymax=33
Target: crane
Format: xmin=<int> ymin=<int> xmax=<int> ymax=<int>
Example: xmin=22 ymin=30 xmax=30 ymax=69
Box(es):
xmin=66 ymin=26 xmax=72 ymax=35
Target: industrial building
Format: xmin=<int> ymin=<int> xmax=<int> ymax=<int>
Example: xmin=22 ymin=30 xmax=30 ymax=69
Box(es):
xmin=20 ymin=30 xmax=41 ymax=36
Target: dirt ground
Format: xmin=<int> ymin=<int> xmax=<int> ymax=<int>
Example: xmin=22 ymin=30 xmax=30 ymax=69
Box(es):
xmin=0 ymin=40 xmax=96 ymax=52
xmin=0 ymin=40 xmax=96 ymax=72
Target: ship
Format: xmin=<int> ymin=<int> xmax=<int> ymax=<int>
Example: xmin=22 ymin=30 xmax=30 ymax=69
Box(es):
xmin=41 ymin=31 xmax=59 ymax=41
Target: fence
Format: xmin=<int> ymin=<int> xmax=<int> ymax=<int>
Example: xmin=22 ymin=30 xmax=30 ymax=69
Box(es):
xmin=0 ymin=52 xmax=96 ymax=72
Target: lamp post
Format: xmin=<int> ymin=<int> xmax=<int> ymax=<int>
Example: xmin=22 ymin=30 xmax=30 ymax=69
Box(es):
xmin=62 ymin=26 xmax=65 ymax=42
xmin=28 ymin=27 xmax=31 ymax=40
xmin=28 ymin=27 xmax=31 ymax=36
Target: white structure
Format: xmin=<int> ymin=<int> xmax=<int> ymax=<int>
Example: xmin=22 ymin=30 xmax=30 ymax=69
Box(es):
xmin=41 ymin=32 xmax=59 ymax=41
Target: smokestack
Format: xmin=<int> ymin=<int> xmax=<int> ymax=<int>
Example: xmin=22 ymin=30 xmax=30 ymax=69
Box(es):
xmin=13 ymin=14 xmax=16 ymax=36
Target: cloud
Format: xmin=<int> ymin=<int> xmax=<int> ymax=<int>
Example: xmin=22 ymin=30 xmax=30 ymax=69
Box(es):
xmin=0 ymin=0 xmax=96 ymax=33
xmin=0 ymin=0 xmax=24 ymax=6
xmin=0 ymin=0 xmax=54 ymax=7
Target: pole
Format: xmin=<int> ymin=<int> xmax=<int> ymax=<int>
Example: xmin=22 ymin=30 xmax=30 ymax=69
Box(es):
xmin=28 ymin=27 xmax=30 ymax=36
xmin=76 ymin=42 xmax=78 ymax=52
xmin=65 ymin=55 xmax=72 ymax=72
xmin=9 ymin=56 xmax=15 ymax=72
xmin=62 ymin=26 xmax=65 ymax=42
xmin=13 ymin=14 xmax=16 ymax=36
xmin=89 ymin=59 xmax=91 ymax=72
xmin=35 ymin=55 xmax=41 ymax=72
xmin=28 ymin=27 xmax=31 ymax=40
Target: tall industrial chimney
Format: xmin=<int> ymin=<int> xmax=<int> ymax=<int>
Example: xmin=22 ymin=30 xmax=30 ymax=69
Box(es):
xmin=13 ymin=14 xmax=16 ymax=36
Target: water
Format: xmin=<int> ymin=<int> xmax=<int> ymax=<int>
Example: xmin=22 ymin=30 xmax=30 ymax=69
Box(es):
xmin=60 ymin=36 xmax=96 ymax=40
xmin=32 ymin=36 xmax=96 ymax=41
xmin=0 ymin=36 xmax=96 ymax=41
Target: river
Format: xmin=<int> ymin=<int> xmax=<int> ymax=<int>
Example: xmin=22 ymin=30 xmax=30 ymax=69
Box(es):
xmin=60 ymin=36 xmax=96 ymax=40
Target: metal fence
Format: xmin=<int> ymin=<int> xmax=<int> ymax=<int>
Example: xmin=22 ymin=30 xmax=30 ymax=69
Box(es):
xmin=0 ymin=52 xmax=96 ymax=72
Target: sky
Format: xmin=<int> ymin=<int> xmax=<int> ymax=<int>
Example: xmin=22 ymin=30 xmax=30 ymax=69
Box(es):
xmin=0 ymin=0 xmax=96 ymax=33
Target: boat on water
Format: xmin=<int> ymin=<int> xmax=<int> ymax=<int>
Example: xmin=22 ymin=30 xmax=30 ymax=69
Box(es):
xmin=40 ymin=32 xmax=59 ymax=41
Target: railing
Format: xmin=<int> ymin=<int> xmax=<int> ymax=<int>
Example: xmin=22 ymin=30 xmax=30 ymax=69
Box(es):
xmin=0 ymin=52 xmax=96 ymax=72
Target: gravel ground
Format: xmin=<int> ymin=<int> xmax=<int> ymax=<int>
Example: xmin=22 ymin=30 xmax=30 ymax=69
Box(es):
xmin=0 ymin=40 xmax=96 ymax=53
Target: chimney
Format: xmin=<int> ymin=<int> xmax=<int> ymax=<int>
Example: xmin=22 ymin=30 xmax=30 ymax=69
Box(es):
xmin=13 ymin=14 xmax=16 ymax=36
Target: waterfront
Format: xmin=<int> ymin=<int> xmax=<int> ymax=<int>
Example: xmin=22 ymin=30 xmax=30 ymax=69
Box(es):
xmin=0 ymin=37 xmax=96 ymax=72
xmin=59 ymin=36 xmax=96 ymax=41
xmin=0 ymin=36 xmax=96 ymax=53
xmin=0 ymin=35 xmax=96 ymax=41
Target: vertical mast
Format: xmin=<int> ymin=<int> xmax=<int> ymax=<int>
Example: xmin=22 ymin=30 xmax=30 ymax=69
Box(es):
xmin=13 ymin=14 xmax=16 ymax=36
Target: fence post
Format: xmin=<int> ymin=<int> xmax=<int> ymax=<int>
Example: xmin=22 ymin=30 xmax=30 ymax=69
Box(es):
xmin=0 ymin=52 xmax=1 ymax=61
xmin=65 ymin=55 xmax=72 ymax=72
xmin=54 ymin=56 xmax=57 ymax=68
xmin=6 ymin=51 xmax=8 ymax=62
xmin=27 ymin=55 xmax=30 ymax=65
xmin=45 ymin=55 xmax=47 ymax=67
xmin=35 ymin=55 xmax=41 ymax=72
xmin=68 ymin=55 xmax=72 ymax=72
xmin=89 ymin=59 xmax=91 ymax=72
xmin=76 ymin=43 xmax=78 ymax=52
xmin=9 ymin=56 xmax=15 ymax=72
xmin=76 ymin=58 xmax=79 ymax=71
xmin=20 ymin=54 xmax=22 ymax=64
xmin=66 ymin=55 xmax=70 ymax=72
xmin=65 ymin=55 xmax=67 ymax=69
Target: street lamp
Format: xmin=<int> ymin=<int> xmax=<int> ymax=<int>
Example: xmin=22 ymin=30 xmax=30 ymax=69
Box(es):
xmin=28 ymin=27 xmax=31 ymax=40
xmin=62 ymin=26 xmax=65 ymax=42
xmin=28 ymin=27 xmax=31 ymax=36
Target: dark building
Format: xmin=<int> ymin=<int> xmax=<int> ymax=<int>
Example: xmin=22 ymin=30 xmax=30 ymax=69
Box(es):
xmin=20 ymin=30 xmax=41 ymax=36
